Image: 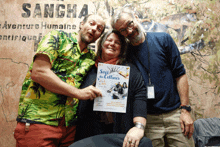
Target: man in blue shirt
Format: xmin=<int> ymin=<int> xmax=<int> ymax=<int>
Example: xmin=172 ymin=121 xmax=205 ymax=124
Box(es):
xmin=111 ymin=7 xmax=194 ymax=147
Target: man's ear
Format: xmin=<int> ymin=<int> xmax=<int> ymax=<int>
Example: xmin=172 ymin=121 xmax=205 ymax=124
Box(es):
xmin=134 ymin=14 xmax=141 ymax=22
xmin=79 ymin=21 xmax=84 ymax=30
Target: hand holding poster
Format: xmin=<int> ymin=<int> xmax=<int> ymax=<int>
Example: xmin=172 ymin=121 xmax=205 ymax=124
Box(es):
xmin=94 ymin=63 xmax=130 ymax=113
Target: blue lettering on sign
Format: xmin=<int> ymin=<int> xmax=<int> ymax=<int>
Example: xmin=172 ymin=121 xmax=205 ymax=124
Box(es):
xmin=107 ymin=75 xmax=119 ymax=80
xmin=100 ymin=69 xmax=109 ymax=78
xmin=99 ymin=69 xmax=119 ymax=80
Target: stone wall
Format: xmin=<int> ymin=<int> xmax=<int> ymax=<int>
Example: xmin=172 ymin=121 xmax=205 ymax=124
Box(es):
xmin=0 ymin=0 xmax=96 ymax=146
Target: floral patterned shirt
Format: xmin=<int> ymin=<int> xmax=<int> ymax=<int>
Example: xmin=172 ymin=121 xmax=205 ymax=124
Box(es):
xmin=17 ymin=30 xmax=96 ymax=126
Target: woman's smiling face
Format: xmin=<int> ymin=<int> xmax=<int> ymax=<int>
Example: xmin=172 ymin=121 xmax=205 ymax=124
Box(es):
xmin=101 ymin=33 xmax=121 ymax=62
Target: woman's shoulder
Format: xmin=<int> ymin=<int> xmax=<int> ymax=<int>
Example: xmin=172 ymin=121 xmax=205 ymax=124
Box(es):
xmin=123 ymin=62 xmax=138 ymax=71
xmin=80 ymin=65 xmax=97 ymax=88
xmin=121 ymin=62 xmax=141 ymax=78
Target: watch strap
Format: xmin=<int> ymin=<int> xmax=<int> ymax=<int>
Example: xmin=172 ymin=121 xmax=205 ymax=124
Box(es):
xmin=180 ymin=105 xmax=191 ymax=112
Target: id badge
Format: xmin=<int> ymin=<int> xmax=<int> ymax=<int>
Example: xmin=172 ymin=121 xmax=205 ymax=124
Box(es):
xmin=147 ymin=85 xmax=155 ymax=99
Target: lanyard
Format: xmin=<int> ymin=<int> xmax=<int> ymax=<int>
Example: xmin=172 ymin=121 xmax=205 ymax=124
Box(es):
xmin=133 ymin=33 xmax=152 ymax=85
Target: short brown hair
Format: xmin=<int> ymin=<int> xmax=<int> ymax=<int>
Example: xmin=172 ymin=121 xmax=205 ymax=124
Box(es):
xmin=80 ymin=14 xmax=106 ymax=34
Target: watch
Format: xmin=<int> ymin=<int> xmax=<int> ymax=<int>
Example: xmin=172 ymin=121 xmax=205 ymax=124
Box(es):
xmin=180 ymin=105 xmax=191 ymax=112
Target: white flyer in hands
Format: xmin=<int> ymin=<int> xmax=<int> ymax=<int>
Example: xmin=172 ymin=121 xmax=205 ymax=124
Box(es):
xmin=93 ymin=63 xmax=130 ymax=113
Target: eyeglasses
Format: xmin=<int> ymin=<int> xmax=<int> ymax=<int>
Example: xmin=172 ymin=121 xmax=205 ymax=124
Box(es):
xmin=119 ymin=21 xmax=134 ymax=35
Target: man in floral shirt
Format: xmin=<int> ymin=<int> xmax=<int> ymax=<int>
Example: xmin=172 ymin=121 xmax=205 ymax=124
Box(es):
xmin=14 ymin=14 xmax=105 ymax=147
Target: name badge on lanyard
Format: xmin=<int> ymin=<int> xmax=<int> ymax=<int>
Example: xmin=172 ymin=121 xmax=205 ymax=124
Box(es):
xmin=147 ymin=85 xmax=155 ymax=99
xmin=134 ymin=33 xmax=155 ymax=99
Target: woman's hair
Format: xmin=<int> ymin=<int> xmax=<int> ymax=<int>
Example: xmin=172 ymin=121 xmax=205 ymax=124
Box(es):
xmin=96 ymin=29 xmax=127 ymax=64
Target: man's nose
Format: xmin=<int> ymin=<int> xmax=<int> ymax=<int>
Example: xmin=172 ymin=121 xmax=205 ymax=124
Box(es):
xmin=126 ymin=29 xmax=132 ymax=35
xmin=91 ymin=25 xmax=97 ymax=32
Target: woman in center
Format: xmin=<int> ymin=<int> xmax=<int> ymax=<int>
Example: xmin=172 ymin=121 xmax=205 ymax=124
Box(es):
xmin=75 ymin=29 xmax=147 ymax=147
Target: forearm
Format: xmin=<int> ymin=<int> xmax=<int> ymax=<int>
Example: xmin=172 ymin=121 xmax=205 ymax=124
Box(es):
xmin=133 ymin=116 xmax=146 ymax=126
xmin=176 ymin=74 xmax=189 ymax=105
xmin=176 ymin=74 xmax=194 ymax=138
xmin=123 ymin=116 xmax=145 ymax=147
xmin=31 ymin=54 xmax=101 ymax=101
xmin=31 ymin=67 xmax=80 ymax=98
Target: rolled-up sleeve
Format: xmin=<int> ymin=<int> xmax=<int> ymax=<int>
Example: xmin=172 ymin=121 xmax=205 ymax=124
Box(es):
xmin=165 ymin=33 xmax=186 ymax=79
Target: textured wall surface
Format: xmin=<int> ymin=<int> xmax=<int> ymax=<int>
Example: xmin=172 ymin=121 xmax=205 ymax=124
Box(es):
xmin=0 ymin=0 xmax=219 ymax=146
xmin=0 ymin=0 xmax=96 ymax=146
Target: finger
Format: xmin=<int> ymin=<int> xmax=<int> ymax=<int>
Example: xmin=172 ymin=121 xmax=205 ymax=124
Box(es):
xmin=93 ymin=87 xmax=102 ymax=97
xmin=184 ymin=124 xmax=190 ymax=136
xmin=98 ymin=91 xmax=102 ymax=97
xmin=124 ymin=136 xmax=129 ymax=147
xmin=95 ymin=91 xmax=102 ymax=98
xmin=90 ymin=88 xmax=99 ymax=99
xmin=94 ymin=89 xmax=102 ymax=97
xmin=180 ymin=120 xmax=184 ymax=133
xmin=88 ymin=91 xmax=95 ymax=100
xmin=188 ymin=132 xmax=193 ymax=139
xmin=89 ymin=86 xmax=102 ymax=97
xmin=127 ymin=138 xmax=131 ymax=147
xmin=135 ymin=140 xmax=140 ymax=147
xmin=131 ymin=140 xmax=136 ymax=147
xmin=122 ymin=140 xmax=126 ymax=147
xmin=123 ymin=137 xmax=128 ymax=147
xmin=188 ymin=125 xmax=194 ymax=138
xmin=91 ymin=91 xmax=96 ymax=99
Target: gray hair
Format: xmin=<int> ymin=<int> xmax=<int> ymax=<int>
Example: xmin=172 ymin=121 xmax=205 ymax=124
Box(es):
xmin=110 ymin=6 xmax=146 ymax=45
xmin=111 ymin=7 xmax=136 ymax=29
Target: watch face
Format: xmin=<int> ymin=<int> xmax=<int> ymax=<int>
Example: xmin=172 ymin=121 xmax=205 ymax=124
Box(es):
xmin=181 ymin=106 xmax=191 ymax=112
xmin=186 ymin=107 xmax=191 ymax=111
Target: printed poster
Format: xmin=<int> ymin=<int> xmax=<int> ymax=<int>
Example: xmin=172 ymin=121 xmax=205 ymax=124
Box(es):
xmin=93 ymin=63 xmax=130 ymax=113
